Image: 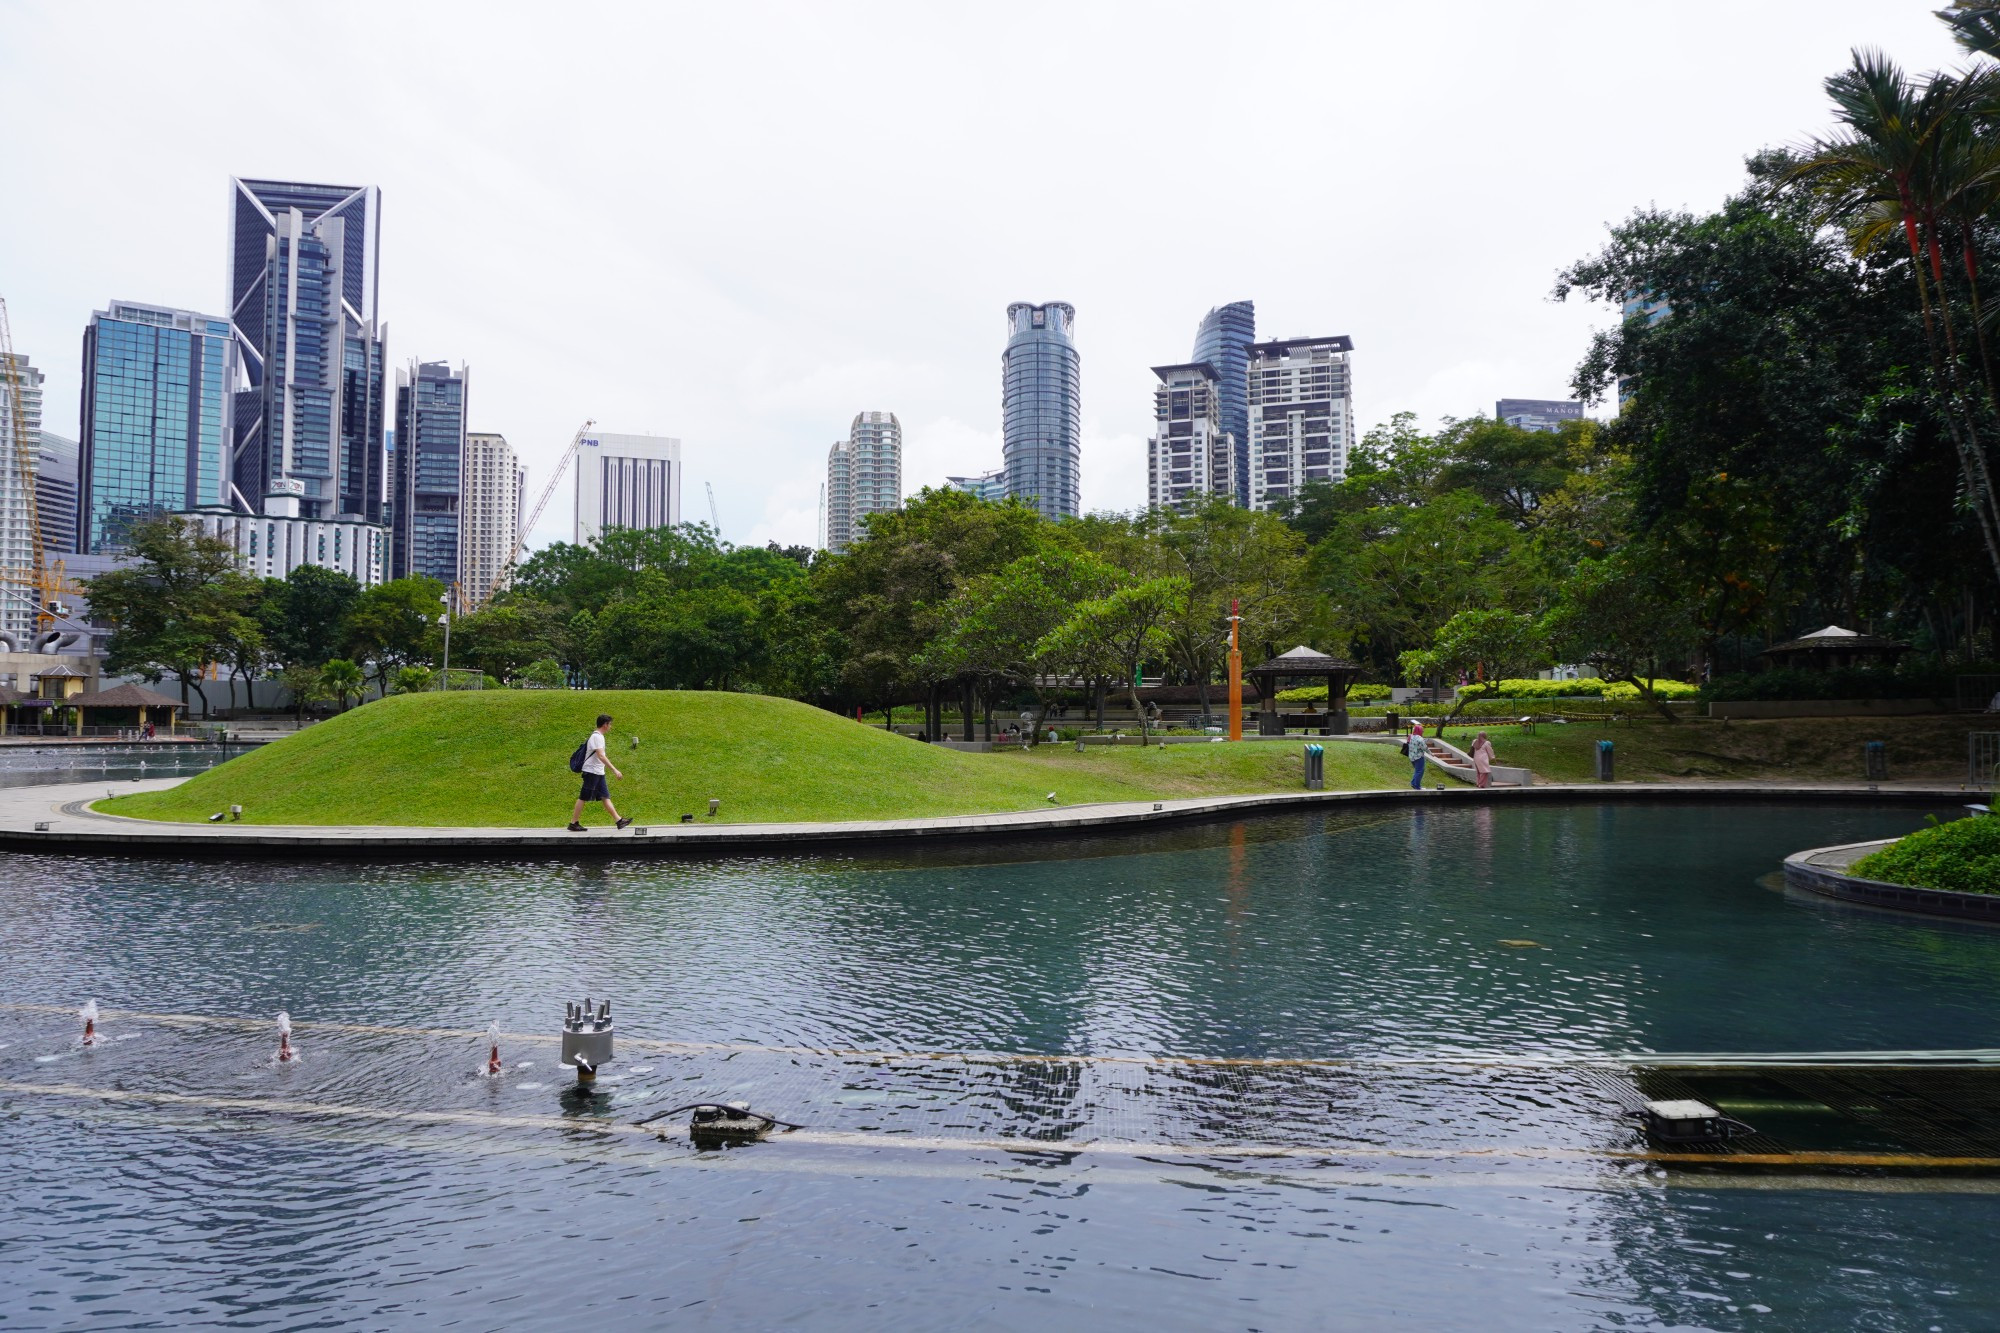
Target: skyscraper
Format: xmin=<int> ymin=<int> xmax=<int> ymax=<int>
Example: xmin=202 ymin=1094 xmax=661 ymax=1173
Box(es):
xmin=1001 ymin=302 xmax=1080 ymax=520
xmin=461 ymin=431 xmax=524 ymax=606
xmin=1191 ymin=301 xmax=1254 ymax=506
xmin=944 ymin=467 xmax=1008 ymax=503
xmin=37 ymin=432 xmax=77 ymax=556
xmin=1146 ymin=363 xmax=1235 ymax=509
xmin=1247 ymin=336 xmax=1355 ymax=511
xmin=228 ymin=178 xmax=387 ymax=523
xmin=0 ymin=352 xmax=43 ymax=643
xmin=390 ymin=360 xmax=467 ymax=588
xmin=573 ymin=432 xmax=681 ymax=544
xmin=824 ymin=411 xmax=901 ymax=552
xmin=78 ymin=301 xmax=236 ymax=553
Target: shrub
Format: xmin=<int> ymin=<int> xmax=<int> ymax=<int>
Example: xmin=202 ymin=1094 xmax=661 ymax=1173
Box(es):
xmin=1849 ymin=816 xmax=2000 ymax=896
xmin=1276 ymin=683 xmax=1391 ymax=703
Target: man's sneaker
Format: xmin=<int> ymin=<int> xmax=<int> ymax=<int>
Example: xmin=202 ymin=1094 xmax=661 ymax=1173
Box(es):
xmin=615 ymin=817 xmax=633 ymax=830
xmin=567 ymin=822 xmax=586 ymax=832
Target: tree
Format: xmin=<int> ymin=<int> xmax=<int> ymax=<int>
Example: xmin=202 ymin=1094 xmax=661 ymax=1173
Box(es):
xmin=344 ymin=576 xmax=446 ymax=695
xmin=585 ymin=583 xmax=763 ymax=689
xmin=516 ymin=657 xmax=568 ymax=690
xmin=1039 ymin=576 xmax=1190 ymax=746
xmin=266 ymin=564 xmax=361 ymax=669
xmin=85 ymin=516 xmax=263 ymax=717
xmin=1144 ymin=499 xmax=1312 ymax=717
xmin=1542 ymin=551 xmax=1699 ymax=722
xmin=320 ymin=658 xmax=364 ymax=711
xmin=452 ymin=603 xmax=560 ymax=684
xmin=281 ymin=664 xmax=331 ymax=724
xmin=393 ymin=665 xmax=434 ymax=694
xmin=1396 ymin=609 xmax=1547 ymax=734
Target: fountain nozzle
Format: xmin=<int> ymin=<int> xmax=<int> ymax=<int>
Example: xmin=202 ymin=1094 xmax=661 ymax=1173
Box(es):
xmin=560 ymin=995 xmax=614 ymax=1085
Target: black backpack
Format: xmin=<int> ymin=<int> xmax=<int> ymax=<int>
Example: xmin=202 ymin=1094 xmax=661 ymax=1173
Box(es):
xmin=569 ymin=738 xmax=589 ymax=773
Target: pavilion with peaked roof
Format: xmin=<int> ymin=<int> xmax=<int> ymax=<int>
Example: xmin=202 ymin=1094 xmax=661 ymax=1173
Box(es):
xmin=66 ymin=682 xmax=186 ymax=736
xmin=1759 ymin=625 xmax=1910 ymax=672
xmin=1247 ymin=645 xmax=1364 ymax=736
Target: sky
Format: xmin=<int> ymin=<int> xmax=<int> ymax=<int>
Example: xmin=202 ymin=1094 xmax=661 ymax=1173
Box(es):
xmin=0 ymin=1 xmax=1971 ymax=554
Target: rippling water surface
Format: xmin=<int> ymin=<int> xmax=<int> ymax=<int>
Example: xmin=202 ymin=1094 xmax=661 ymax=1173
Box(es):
xmin=3 ymin=800 xmax=1997 ymax=1330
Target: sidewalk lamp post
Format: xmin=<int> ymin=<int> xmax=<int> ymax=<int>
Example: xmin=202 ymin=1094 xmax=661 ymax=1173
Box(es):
xmin=1227 ymin=599 xmax=1243 ymax=743
xmin=438 ymin=594 xmax=451 ymax=690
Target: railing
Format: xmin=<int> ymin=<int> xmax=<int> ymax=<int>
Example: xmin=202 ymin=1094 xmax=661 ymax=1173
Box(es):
xmin=3 ymin=724 xmax=202 ymax=740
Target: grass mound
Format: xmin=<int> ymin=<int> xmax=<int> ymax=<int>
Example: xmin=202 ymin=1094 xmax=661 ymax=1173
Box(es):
xmin=1850 ymin=816 xmax=2000 ymax=896
xmin=101 ymin=691 xmax=1419 ymax=827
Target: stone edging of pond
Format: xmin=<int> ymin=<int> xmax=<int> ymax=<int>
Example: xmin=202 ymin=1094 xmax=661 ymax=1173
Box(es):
xmin=1784 ymin=839 xmax=2000 ymax=924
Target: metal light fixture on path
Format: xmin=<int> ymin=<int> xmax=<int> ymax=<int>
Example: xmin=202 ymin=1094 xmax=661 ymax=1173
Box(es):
xmin=437 ymin=594 xmax=452 ymax=690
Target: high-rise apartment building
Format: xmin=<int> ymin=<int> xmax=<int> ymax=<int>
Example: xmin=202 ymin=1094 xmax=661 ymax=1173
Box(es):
xmin=1247 ymin=336 xmax=1355 ymax=511
xmin=0 ymin=353 xmax=43 ymax=643
xmin=1001 ymin=301 xmax=1080 ymax=520
xmin=1191 ymin=301 xmax=1255 ymax=507
xmin=390 ymin=361 xmax=467 ymax=588
xmin=37 ymin=432 xmax=77 ymax=556
xmin=78 ymin=301 xmax=235 ymax=553
xmin=1496 ymin=398 xmax=1583 ymax=433
xmin=945 ymin=467 xmax=1008 ymax=503
xmin=461 ymin=431 xmax=524 ymax=606
xmin=1146 ymin=363 xmax=1235 ymax=509
xmin=573 ymin=432 xmax=680 ymax=544
xmin=228 ymin=178 xmax=387 ymax=524
xmin=824 ymin=411 xmax=901 ymax=552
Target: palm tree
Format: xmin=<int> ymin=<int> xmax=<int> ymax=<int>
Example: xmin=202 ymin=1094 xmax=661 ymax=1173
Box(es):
xmin=1781 ymin=50 xmax=2000 ymax=588
xmin=320 ymin=658 xmax=364 ymax=711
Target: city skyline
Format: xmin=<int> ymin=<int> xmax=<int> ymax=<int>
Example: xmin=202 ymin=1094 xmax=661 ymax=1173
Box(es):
xmin=0 ymin=2 xmax=1964 ymax=554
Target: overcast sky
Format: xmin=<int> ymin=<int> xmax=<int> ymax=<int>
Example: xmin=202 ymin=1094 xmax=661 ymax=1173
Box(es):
xmin=0 ymin=1 xmax=1968 ymax=552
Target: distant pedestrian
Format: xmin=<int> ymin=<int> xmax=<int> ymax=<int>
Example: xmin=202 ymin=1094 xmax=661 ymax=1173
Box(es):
xmin=568 ymin=713 xmax=632 ymax=832
xmin=1471 ymin=731 xmax=1495 ymax=789
xmin=1405 ymin=722 xmax=1428 ymax=790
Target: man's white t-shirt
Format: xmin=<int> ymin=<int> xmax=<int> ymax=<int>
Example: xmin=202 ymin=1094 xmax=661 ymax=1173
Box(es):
xmin=583 ymin=731 xmax=608 ymax=775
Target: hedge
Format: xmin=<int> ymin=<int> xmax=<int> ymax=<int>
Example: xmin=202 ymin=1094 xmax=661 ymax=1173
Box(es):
xmin=1850 ymin=816 xmax=2000 ymax=896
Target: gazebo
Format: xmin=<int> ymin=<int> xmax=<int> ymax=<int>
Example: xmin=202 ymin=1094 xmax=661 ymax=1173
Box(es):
xmin=67 ymin=682 xmax=186 ymax=737
xmin=1759 ymin=625 xmax=1910 ymax=672
xmin=1247 ymin=645 xmax=1364 ymax=736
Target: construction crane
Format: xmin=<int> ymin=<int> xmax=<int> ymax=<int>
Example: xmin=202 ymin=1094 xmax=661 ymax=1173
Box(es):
xmin=705 ymin=481 xmax=720 ymax=538
xmin=0 ymin=296 xmax=78 ymax=642
xmin=477 ymin=419 xmax=593 ymax=609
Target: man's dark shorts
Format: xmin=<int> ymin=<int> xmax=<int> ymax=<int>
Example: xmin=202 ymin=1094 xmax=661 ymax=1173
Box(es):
xmin=579 ymin=771 xmax=609 ymax=802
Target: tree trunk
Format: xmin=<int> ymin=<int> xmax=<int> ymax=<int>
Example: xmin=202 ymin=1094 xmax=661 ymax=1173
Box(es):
xmin=1130 ymin=678 xmax=1150 ymax=747
xmin=961 ymin=677 xmax=975 ymax=742
xmin=1094 ymin=678 xmax=1105 ymax=731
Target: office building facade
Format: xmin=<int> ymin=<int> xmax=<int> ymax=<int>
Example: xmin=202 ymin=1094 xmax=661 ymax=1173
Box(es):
xmin=824 ymin=410 xmax=901 ymax=552
xmin=0 ymin=353 xmax=43 ymax=642
xmin=1001 ymin=301 xmax=1080 ymax=520
xmin=228 ymin=177 xmax=387 ymax=524
xmin=1191 ymin=301 xmax=1255 ymax=506
xmin=1146 ymin=363 xmax=1235 ymax=510
xmin=461 ymin=431 xmax=524 ymax=606
xmin=183 ymin=481 xmax=385 ymax=585
xmin=390 ymin=361 xmax=467 ymax=588
xmin=77 ymin=301 xmax=235 ymax=553
xmin=37 ymin=432 xmax=77 ymax=556
xmin=1496 ymin=398 xmax=1583 ymax=433
xmin=573 ymin=432 xmax=680 ymax=544
xmin=1247 ymin=336 xmax=1355 ymax=511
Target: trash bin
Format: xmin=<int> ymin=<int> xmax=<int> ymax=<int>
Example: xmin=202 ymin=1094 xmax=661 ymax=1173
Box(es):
xmin=1864 ymin=740 xmax=1887 ymax=782
xmin=1594 ymin=739 xmax=1614 ymax=782
xmin=1385 ymin=711 xmax=1400 ymax=736
xmin=1304 ymin=743 xmax=1325 ymax=791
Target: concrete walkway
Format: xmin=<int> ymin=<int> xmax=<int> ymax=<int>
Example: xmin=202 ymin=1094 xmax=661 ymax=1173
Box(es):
xmin=0 ymin=777 xmax=1968 ymax=857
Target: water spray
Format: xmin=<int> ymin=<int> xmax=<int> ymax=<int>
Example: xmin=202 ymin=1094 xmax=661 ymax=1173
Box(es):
xmin=80 ymin=999 xmax=99 ymax=1047
xmin=275 ymin=1011 xmax=295 ymax=1063
xmin=486 ymin=1022 xmax=502 ymax=1076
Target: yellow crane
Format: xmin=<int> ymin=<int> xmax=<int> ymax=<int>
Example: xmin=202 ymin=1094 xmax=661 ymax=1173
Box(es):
xmin=474 ymin=418 xmax=593 ymax=610
xmin=0 ymin=295 xmax=79 ymax=640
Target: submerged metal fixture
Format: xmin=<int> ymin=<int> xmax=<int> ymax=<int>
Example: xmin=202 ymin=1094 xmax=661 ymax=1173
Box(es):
xmin=633 ymin=1100 xmax=805 ymax=1149
xmin=1635 ymin=1098 xmax=1754 ymax=1145
xmin=560 ymin=998 xmax=613 ymax=1086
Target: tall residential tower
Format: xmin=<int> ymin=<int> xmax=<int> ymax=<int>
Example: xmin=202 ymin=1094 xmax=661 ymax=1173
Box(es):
xmin=824 ymin=411 xmax=901 ymax=552
xmin=1247 ymin=336 xmax=1355 ymax=511
xmin=1146 ymin=363 xmax=1235 ymax=509
xmin=390 ymin=360 xmax=467 ymax=588
xmin=1191 ymin=301 xmax=1254 ymax=506
xmin=461 ymin=431 xmax=524 ymax=605
xmin=1001 ymin=302 xmax=1080 ymax=520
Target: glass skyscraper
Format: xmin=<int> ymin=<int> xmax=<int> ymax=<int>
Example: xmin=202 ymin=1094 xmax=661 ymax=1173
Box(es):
xmin=1000 ymin=302 xmax=1080 ymax=520
xmin=1191 ymin=300 xmax=1254 ymax=507
xmin=228 ymin=178 xmax=386 ymax=523
xmin=78 ymin=301 xmax=235 ymax=553
xmin=391 ymin=361 xmax=468 ymax=591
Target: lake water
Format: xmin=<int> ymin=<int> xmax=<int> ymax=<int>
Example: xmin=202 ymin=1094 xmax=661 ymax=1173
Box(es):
xmin=2 ymin=800 xmax=1996 ymax=1330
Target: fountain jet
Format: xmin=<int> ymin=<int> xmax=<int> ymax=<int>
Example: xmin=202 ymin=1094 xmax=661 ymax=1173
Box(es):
xmin=486 ymin=1022 xmax=502 ymax=1075
xmin=276 ymin=1011 xmax=296 ymax=1063
xmin=80 ymin=999 xmax=99 ymax=1047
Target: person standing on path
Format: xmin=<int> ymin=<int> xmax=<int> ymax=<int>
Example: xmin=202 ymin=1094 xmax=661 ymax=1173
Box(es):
xmin=1406 ymin=721 xmax=1428 ymax=790
xmin=569 ymin=713 xmax=633 ymax=832
xmin=1470 ymin=731 xmax=1495 ymax=789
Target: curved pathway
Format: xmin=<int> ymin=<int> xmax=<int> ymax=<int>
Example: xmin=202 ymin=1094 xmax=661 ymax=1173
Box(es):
xmin=0 ymin=777 xmax=1964 ymax=857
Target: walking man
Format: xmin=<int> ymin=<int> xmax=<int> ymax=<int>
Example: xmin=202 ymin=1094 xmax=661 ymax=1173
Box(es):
xmin=1406 ymin=721 xmax=1428 ymax=790
xmin=569 ymin=713 xmax=633 ymax=832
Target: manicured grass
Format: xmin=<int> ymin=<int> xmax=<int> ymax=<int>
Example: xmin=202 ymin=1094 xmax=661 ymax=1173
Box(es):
xmin=1436 ymin=714 xmax=1984 ymax=784
xmin=101 ymin=691 xmax=1422 ymax=827
xmin=1850 ymin=815 xmax=2000 ymax=895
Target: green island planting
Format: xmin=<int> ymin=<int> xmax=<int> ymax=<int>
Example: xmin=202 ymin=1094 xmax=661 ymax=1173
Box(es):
xmin=101 ymin=691 xmax=1426 ymax=827
xmin=1850 ymin=817 xmax=2000 ymax=897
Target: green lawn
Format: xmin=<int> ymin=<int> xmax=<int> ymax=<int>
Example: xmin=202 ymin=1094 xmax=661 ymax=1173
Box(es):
xmin=102 ymin=691 xmax=1421 ymax=827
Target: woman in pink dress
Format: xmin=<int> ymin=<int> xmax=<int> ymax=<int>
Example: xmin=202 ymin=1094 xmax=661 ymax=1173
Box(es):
xmin=1470 ymin=731 xmax=1495 ymax=788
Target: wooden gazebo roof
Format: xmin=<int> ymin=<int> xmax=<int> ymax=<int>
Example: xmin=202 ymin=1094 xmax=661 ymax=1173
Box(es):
xmin=69 ymin=683 xmax=186 ymax=710
xmin=1759 ymin=625 xmax=1909 ymax=664
xmin=1249 ymin=645 xmax=1361 ymax=677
